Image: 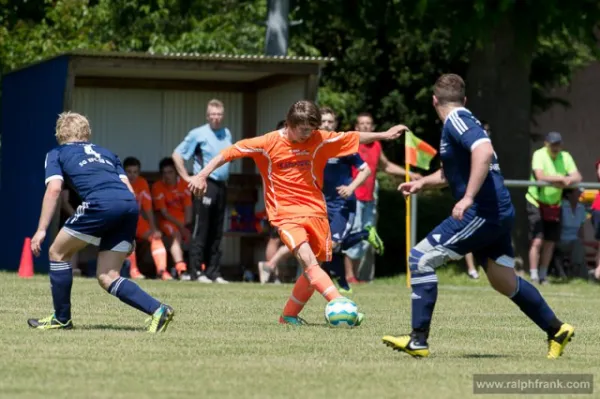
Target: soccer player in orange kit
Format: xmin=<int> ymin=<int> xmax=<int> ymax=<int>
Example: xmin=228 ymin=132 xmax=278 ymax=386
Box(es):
xmin=188 ymin=100 xmax=406 ymax=325
xmin=123 ymin=157 xmax=170 ymax=280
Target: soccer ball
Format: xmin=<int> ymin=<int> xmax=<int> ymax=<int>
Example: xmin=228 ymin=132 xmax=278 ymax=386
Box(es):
xmin=325 ymin=297 xmax=359 ymax=327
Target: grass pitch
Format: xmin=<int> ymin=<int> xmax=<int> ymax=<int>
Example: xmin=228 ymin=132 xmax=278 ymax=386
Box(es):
xmin=0 ymin=271 xmax=598 ymax=399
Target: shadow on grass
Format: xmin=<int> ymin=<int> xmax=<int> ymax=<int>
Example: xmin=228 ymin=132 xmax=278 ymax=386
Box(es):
xmin=78 ymin=324 xmax=146 ymax=332
xmin=460 ymin=353 xmax=510 ymax=359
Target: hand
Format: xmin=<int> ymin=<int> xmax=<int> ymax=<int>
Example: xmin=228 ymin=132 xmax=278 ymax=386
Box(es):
xmin=31 ymin=230 xmax=46 ymax=257
xmin=410 ymin=172 xmax=423 ymax=180
xmin=152 ymin=230 xmax=162 ymax=239
xmin=398 ymin=180 xmax=423 ymax=197
xmin=383 ymin=124 xmax=409 ymax=141
xmin=452 ymin=196 xmax=474 ymax=221
xmin=563 ymin=176 xmax=575 ymax=187
xmin=188 ymin=175 xmax=207 ymax=197
xmin=551 ymin=177 xmax=569 ymax=188
xmin=336 ymin=185 xmax=354 ymax=199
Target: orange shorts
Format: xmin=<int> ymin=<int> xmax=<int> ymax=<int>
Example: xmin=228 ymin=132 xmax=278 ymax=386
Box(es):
xmin=272 ymin=216 xmax=332 ymax=262
xmin=136 ymin=217 xmax=152 ymax=240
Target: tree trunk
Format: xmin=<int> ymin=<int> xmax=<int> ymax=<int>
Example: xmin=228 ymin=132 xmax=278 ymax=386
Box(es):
xmin=465 ymin=12 xmax=536 ymax=272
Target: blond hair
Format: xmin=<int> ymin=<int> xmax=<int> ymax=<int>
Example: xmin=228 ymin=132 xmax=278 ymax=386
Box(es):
xmin=55 ymin=111 xmax=91 ymax=144
xmin=207 ymin=99 xmax=224 ymax=110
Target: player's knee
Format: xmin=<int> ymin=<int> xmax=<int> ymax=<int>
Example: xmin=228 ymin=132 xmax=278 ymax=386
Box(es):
xmin=97 ymin=269 xmax=120 ymax=291
xmin=48 ymin=243 xmax=69 ymax=263
xmin=409 ymin=240 xmax=448 ymax=275
xmin=294 ymin=242 xmax=317 ymax=268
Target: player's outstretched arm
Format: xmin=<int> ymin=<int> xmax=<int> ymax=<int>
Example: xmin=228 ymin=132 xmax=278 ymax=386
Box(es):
xmin=31 ymin=180 xmax=63 ymax=256
xmin=359 ymin=124 xmax=409 ymax=143
xmin=398 ymin=169 xmax=447 ymax=197
xmin=189 ymin=136 xmax=266 ymax=196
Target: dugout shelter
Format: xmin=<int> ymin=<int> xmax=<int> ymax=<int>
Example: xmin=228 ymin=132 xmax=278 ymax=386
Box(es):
xmin=0 ymin=50 xmax=333 ymax=273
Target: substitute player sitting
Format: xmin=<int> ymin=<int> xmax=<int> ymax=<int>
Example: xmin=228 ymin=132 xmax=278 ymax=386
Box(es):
xmin=123 ymin=157 xmax=170 ymax=281
xmin=382 ymin=74 xmax=573 ymax=359
xmin=28 ymin=112 xmax=174 ymax=332
xmin=152 ymin=157 xmax=192 ymax=280
xmin=189 ymin=100 xmax=404 ymax=325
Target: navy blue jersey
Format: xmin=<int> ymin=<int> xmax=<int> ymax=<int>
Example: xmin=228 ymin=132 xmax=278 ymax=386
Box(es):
xmin=440 ymin=108 xmax=513 ymax=220
xmin=44 ymin=142 xmax=134 ymax=202
xmin=323 ymin=153 xmax=366 ymax=207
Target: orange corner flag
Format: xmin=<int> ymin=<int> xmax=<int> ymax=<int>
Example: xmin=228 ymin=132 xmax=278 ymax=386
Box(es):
xmin=405 ymin=131 xmax=437 ymax=170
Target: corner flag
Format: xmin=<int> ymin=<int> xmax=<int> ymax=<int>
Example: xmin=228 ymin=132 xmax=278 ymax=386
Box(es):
xmin=405 ymin=131 xmax=437 ymax=170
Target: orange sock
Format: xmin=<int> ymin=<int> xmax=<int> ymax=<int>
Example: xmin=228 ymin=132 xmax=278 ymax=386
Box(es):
xmin=175 ymin=261 xmax=187 ymax=275
xmin=127 ymin=252 xmax=141 ymax=277
xmin=150 ymin=237 xmax=167 ymax=273
xmin=282 ymin=274 xmax=315 ymax=317
xmin=305 ymin=264 xmax=342 ymax=301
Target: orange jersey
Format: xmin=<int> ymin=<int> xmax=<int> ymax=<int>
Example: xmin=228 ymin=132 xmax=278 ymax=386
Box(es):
xmin=130 ymin=177 xmax=153 ymax=213
xmin=221 ymin=129 xmax=360 ymax=221
xmin=152 ymin=179 xmax=192 ymax=224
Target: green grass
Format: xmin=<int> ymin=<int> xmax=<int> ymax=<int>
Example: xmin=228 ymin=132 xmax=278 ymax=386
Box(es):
xmin=0 ymin=271 xmax=598 ymax=399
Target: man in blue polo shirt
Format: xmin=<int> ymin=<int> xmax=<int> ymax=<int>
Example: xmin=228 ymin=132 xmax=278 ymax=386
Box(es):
xmin=172 ymin=99 xmax=232 ymax=283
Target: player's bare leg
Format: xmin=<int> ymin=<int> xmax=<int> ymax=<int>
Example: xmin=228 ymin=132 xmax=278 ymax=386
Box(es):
xmin=96 ymin=249 xmax=174 ymax=333
xmin=259 ymin=244 xmax=292 ymax=284
xmin=28 ymin=229 xmax=88 ymax=329
xmin=528 ymin=237 xmax=542 ymax=282
xmin=465 ymin=253 xmax=479 ymax=279
xmin=486 ymin=259 xmax=573 ymax=359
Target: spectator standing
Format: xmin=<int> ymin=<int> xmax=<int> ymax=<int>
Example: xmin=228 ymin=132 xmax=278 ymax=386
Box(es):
xmin=172 ymin=99 xmax=232 ymax=283
xmin=344 ymin=113 xmax=421 ymax=283
xmin=556 ymin=189 xmax=587 ymax=279
xmin=526 ymin=132 xmax=582 ymax=284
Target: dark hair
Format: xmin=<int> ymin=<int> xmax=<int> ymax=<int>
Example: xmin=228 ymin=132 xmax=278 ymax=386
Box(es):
xmin=276 ymin=120 xmax=285 ymax=130
xmin=356 ymin=112 xmax=373 ymax=124
xmin=123 ymin=157 xmax=141 ymax=169
xmin=434 ymin=74 xmax=466 ymax=105
xmin=286 ymin=100 xmax=321 ymax=129
xmin=159 ymin=157 xmax=176 ymax=172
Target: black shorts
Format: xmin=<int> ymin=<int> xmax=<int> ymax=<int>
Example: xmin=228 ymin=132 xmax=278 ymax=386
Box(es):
xmin=592 ymin=210 xmax=600 ymax=241
xmin=527 ymin=201 xmax=561 ymax=242
xmin=269 ymin=225 xmax=280 ymax=239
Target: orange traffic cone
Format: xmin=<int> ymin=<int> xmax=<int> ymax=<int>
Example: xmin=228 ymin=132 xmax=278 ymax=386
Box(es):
xmin=18 ymin=237 xmax=34 ymax=278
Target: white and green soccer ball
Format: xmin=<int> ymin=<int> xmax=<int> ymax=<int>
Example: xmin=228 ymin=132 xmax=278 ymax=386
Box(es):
xmin=325 ymin=297 xmax=359 ymax=327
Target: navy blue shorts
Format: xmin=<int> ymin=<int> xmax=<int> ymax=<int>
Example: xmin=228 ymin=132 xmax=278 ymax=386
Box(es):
xmin=63 ymin=199 xmax=139 ymax=252
xmin=327 ymin=200 xmax=356 ymax=245
xmin=423 ymin=210 xmax=515 ymax=268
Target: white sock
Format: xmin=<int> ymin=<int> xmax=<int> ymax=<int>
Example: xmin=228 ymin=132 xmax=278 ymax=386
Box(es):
xmin=530 ymin=269 xmax=539 ymax=280
xmin=468 ymin=270 xmax=479 ymax=278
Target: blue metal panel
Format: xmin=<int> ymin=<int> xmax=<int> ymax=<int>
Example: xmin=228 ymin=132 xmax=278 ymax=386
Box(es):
xmin=0 ymin=56 xmax=70 ymax=272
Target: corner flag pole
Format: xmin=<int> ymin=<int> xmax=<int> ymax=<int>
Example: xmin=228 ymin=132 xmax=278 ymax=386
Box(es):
xmin=405 ymin=162 xmax=411 ymax=288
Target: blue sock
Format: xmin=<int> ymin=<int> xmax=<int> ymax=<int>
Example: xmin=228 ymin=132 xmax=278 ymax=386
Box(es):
xmin=108 ymin=277 xmax=161 ymax=315
xmin=510 ymin=277 xmax=562 ymax=335
xmin=49 ymin=261 xmax=73 ymax=323
xmin=328 ymin=253 xmax=349 ymax=290
xmin=341 ymin=230 xmax=369 ymax=251
xmin=411 ymin=271 xmax=438 ymax=342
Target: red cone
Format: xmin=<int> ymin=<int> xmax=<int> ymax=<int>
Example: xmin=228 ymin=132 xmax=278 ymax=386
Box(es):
xmin=18 ymin=237 xmax=34 ymax=278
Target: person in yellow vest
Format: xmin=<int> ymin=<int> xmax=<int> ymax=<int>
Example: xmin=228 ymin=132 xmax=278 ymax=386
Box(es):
xmin=527 ymin=132 xmax=582 ymax=284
